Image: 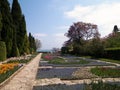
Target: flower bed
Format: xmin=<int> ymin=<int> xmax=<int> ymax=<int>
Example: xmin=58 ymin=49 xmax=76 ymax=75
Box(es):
xmin=91 ymin=67 xmax=120 ymax=78
xmin=0 ymin=63 xmax=20 ymax=83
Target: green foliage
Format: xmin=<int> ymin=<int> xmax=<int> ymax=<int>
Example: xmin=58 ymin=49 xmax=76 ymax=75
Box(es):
xmin=105 ymin=32 xmax=120 ymax=48
xmin=104 ymin=47 xmax=120 ymax=60
xmin=88 ymin=38 xmax=104 ymax=58
xmin=91 ymin=67 xmax=120 ymax=78
xmin=0 ymin=13 xmax=2 ymax=40
xmin=0 ymin=0 xmax=14 ymax=57
xmin=0 ymin=41 xmax=6 ymax=61
xmin=7 ymin=59 xmax=30 ymax=64
xmin=85 ymin=81 xmax=120 ymax=90
xmin=29 ymin=33 xmax=36 ymax=53
xmin=11 ymin=42 xmax=20 ymax=57
xmin=61 ymin=47 xmax=69 ymax=54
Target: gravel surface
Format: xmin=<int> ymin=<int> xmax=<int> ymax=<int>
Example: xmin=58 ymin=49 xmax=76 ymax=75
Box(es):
xmin=36 ymin=67 xmax=78 ymax=79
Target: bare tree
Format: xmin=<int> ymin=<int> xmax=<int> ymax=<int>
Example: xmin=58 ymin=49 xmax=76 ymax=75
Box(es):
xmin=35 ymin=39 xmax=41 ymax=50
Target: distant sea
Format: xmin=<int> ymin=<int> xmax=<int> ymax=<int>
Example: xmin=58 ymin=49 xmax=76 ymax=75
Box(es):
xmin=37 ymin=49 xmax=52 ymax=53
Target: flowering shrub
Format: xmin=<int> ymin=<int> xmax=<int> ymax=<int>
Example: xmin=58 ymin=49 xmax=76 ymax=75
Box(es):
xmin=43 ymin=54 xmax=53 ymax=60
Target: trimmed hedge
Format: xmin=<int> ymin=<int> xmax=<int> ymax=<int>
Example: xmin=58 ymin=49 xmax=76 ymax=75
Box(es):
xmin=104 ymin=48 xmax=120 ymax=60
xmin=0 ymin=41 xmax=6 ymax=61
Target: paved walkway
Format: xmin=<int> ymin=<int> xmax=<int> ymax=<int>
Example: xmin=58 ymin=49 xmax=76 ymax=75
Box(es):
xmin=1 ymin=53 xmax=42 ymax=90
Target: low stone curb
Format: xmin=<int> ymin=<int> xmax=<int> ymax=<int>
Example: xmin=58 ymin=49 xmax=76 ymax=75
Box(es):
xmin=0 ymin=55 xmax=37 ymax=89
xmin=0 ymin=64 xmax=26 ymax=89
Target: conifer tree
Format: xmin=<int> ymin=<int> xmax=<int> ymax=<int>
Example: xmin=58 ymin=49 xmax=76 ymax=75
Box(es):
xmin=29 ymin=33 xmax=36 ymax=53
xmin=0 ymin=0 xmax=14 ymax=57
xmin=19 ymin=15 xmax=30 ymax=54
xmin=0 ymin=12 xmax=2 ymax=40
xmin=11 ymin=0 xmax=29 ymax=55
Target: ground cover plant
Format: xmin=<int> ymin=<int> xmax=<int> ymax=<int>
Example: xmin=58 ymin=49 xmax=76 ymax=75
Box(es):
xmin=0 ymin=63 xmax=21 ymax=83
xmin=46 ymin=57 xmax=90 ymax=65
xmin=7 ymin=59 xmax=31 ymax=64
xmin=7 ymin=53 xmax=38 ymax=64
xmin=91 ymin=67 xmax=120 ymax=78
xmin=85 ymin=81 xmax=120 ymax=90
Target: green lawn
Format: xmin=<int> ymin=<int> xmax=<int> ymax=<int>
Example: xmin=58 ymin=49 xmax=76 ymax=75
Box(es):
xmin=85 ymin=81 xmax=120 ymax=90
xmin=91 ymin=67 xmax=120 ymax=78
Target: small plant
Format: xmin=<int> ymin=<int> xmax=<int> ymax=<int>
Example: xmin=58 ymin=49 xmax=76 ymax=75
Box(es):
xmin=85 ymin=80 xmax=120 ymax=90
xmin=91 ymin=67 xmax=120 ymax=77
xmin=43 ymin=54 xmax=53 ymax=60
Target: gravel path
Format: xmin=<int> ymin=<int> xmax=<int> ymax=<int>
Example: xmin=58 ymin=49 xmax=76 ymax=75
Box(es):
xmin=0 ymin=53 xmax=42 ymax=90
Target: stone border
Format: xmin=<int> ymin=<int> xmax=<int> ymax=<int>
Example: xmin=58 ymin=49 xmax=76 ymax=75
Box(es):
xmin=0 ymin=54 xmax=37 ymax=89
xmin=0 ymin=65 xmax=25 ymax=88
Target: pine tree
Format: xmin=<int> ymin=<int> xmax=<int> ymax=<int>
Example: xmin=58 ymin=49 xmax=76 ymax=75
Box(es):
xmin=0 ymin=0 xmax=14 ymax=57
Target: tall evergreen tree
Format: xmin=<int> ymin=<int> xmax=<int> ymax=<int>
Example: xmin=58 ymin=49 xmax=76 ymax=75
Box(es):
xmin=0 ymin=12 xmax=2 ymax=40
xmin=29 ymin=33 xmax=36 ymax=53
xmin=19 ymin=15 xmax=30 ymax=54
xmin=11 ymin=0 xmax=29 ymax=55
xmin=0 ymin=0 xmax=14 ymax=57
xmin=113 ymin=25 xmax=119 ymax=33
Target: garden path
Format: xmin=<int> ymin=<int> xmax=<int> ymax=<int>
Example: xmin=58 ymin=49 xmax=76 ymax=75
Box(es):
xmin=0 ymin=53 xmax=42 ymax=90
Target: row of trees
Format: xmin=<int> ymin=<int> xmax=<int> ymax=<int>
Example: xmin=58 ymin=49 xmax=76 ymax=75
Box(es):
xmin=61 ymin=22 xmax=120 ymax=59
xmin=0 ymin=0 xmax=37 ymax=61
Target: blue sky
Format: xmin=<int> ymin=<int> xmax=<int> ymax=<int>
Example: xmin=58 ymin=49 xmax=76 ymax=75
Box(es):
xmin=8 ymin=0 xmax=120 ymax=50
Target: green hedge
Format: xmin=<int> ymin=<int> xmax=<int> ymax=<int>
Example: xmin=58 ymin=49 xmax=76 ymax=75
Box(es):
xmin=104 ymin=48 xmax=120 ymax=60
xmin=0 ymin=41 xmax=6 ymax=61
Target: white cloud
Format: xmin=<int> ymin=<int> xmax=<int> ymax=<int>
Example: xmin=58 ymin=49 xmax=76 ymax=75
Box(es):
xmin=64 ymin=3 xmax=120 ymax=37
xmin=54 ymin=33 xmax=65 ymax=37
xmin=33 ymin=33 xmax=47 ymax=38
xmin=56 ymin=26 xmax=69 ymax=30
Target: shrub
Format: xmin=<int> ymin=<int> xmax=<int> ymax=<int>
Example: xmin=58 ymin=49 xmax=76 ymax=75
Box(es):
xmin=0 ymin=41 xmax=6 ymax=61
xmin=104 ymin=47 xmax=120 ymax=60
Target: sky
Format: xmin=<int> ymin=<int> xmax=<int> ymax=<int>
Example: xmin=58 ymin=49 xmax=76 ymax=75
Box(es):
xmin=8 ymin=0 xmax=120 ymax=50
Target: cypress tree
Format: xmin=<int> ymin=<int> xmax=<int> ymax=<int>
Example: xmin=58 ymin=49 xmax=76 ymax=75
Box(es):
xmin=11 ymin=0 xmax=29 ymax=55
xmin=0 ymin=12 xmax=2 ymax=40
xmin=19 ymin=15 xmax=30 ymax=54
xmin=11 ymin=0 xmax=22 ymax=55
xmin=29 ymin=33 xmax=36 ymax=53
xmin=0 ymin=0 xmax=14 ymax=57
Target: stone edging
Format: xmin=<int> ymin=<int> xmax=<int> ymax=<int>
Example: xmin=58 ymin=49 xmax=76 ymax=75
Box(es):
xmin=0 ymin=54 xmax=38 ymax=89
xmin=0 ymin=64 xmax=26 ymax=89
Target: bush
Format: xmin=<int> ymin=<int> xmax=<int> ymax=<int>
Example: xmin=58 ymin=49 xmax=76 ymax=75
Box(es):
xmin=104 ymin=47 xmax=120 ymax=60
xmin=0 ymin=41 xmax=6 ymax=61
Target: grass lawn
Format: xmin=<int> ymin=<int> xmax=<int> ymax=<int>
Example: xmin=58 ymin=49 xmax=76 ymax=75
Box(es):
xmin=91 ymin=67 xmax=120 ymax=78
